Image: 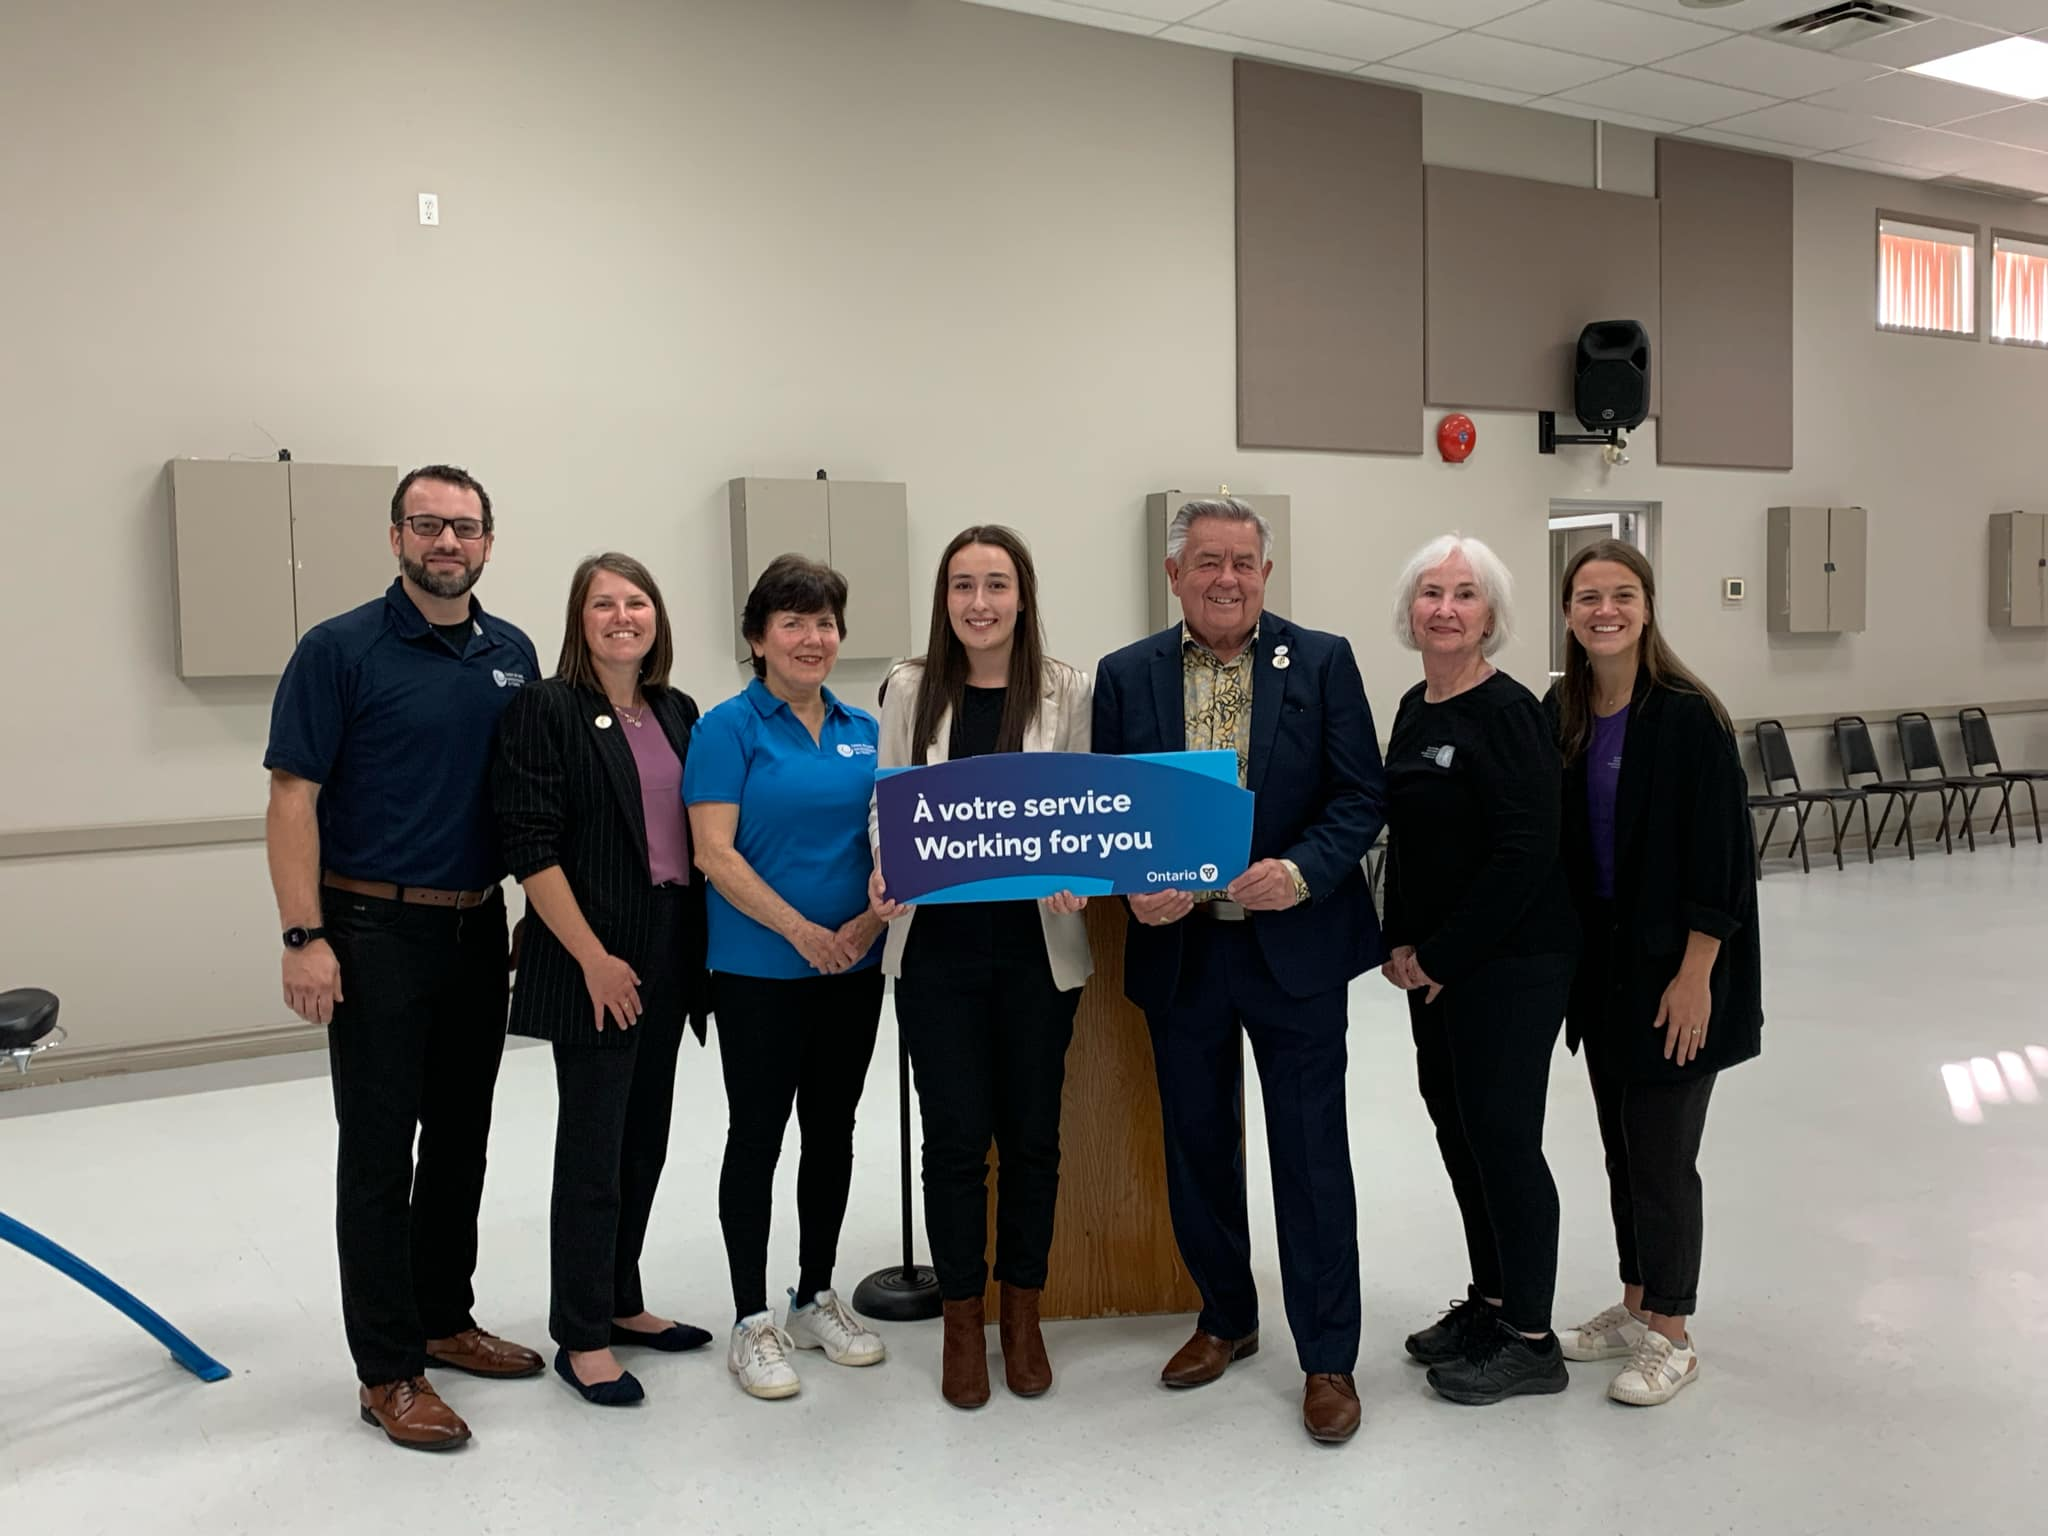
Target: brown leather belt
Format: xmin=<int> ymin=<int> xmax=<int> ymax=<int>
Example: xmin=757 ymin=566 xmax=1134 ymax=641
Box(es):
xmin=323 ymin=872 xmax=498 ymax=909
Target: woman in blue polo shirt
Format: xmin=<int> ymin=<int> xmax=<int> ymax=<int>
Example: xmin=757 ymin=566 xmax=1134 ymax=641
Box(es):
xmin=685 ymin=554 xmax=889 ymax=1401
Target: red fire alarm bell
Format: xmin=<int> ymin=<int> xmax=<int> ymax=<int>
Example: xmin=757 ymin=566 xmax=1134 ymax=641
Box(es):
xmin=1437 ymin=413 xmax=1476 ymax=463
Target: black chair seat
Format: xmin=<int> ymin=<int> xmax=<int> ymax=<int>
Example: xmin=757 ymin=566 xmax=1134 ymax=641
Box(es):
xmin=1748 ymin=792 xmax=1801 ymax=808
xmin=1795 ymin=786 xmax=1866 ymax=801
xmin=0 ymin=988 xmax=60 ymax=1051
xmin=1989 ymin=766 xmax=2048 ymax=780
xmin=1941 ymin=773 xmax=2010 ymax=791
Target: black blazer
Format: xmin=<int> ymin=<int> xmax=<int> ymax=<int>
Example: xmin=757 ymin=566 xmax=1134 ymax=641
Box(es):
xmin=494 ymin=679 xmax=709 ymax=1049
xmin=1092 ymin=614 xmax=1387 ymax=1013
xmin=1547 ymin=679 xmax=1762 ymax=1082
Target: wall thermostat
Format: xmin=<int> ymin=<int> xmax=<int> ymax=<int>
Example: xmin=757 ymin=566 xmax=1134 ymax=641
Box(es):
xmin=1723 ymin=577 xmax=1745 ymax=603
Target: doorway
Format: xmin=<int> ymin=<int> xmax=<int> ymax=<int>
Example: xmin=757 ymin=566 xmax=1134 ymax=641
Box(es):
xmin=1548 ymin=501 xmax=1654 ymax=678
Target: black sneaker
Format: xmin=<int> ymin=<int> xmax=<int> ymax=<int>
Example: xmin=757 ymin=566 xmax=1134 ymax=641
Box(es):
xmin=1426 ymin=1318 xmax=1570 ymax=1406
xmin=1403 ymin=1289 xmax=1496 ymax=1366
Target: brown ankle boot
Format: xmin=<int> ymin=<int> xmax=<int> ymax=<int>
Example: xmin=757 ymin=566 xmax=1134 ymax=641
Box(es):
xmin=941 ymin=1298 xmax=990 ymax=1409
xmin=998 ymin=1284 xmax=1052 ymax=1397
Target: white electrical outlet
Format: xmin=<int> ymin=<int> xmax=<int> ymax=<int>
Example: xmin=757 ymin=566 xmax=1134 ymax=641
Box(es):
xmin=418 ymin=193 xmax=439 ymax=226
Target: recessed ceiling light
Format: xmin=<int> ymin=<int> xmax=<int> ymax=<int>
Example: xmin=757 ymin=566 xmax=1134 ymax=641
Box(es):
xmin=1908 ymin=37 xmax=2048 ymax=101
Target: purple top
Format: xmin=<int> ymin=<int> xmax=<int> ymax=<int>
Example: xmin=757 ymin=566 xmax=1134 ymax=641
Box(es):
xmin=625 ymin=719 xmax=689 ymax=886
xmin=1587 ymin=706 xmax=1628 ymax=900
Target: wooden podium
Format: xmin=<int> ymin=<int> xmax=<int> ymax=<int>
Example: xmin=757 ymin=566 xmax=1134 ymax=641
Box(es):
xmin=980 ymin=900 xmax=1201 ymax=1321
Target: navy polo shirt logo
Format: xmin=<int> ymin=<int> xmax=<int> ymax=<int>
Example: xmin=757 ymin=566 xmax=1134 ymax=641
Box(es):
xmin=492 ymin=669 xmax=526 ymax=688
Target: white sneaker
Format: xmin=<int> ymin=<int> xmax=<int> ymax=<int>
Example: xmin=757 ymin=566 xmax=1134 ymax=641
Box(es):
xmin=1608 ymin=1331 xmax=1698 ymax=1406
xmin=1559 ymin=1302 xmax=1648 ymax=1362
xmin=728 ymin=1311 xmax=801 ymax=1399
xmin=785 ymin=1288 xmax=886 ymax=1367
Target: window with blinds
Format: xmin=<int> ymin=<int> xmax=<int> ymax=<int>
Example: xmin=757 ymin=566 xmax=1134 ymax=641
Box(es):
xmin=1993 ymin=233 xmax=2048 ymax=347
xmin=1878 ymin=217 xmax=1976 ymax=338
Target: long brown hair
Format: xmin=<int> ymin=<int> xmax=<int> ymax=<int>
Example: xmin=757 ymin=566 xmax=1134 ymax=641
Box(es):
xmin=909 ymin=526 xmax=1046 ymax=765
xmin=1555 ymin=539 xmax=1729 ymax=763
xmin=554 ymin=552 xmax=675 ymax=693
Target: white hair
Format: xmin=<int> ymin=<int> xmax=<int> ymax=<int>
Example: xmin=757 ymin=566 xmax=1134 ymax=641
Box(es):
xmin=1392 ymin=534 xmax=1514 ymax=658
xmin=1166 ymin=497 xmax=1273 ymax=563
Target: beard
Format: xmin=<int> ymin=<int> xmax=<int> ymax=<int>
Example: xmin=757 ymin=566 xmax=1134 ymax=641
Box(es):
xmin=403 ymin=553 xmax=484 ymax=600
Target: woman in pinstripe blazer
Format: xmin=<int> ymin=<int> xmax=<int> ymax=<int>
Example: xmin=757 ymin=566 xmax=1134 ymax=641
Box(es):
xmin=494 ymin=552 xmax=711 ymax=1409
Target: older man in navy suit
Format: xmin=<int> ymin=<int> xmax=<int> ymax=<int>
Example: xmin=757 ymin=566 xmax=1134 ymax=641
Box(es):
xmin=1093 ymin=497 xmax=1385 ymax=1444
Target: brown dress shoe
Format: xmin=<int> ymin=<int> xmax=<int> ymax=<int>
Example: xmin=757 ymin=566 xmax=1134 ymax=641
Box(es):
xmin=941 ymin=1298 xmax=991 ymax=1409
xmin=359 ymin=1376 xmax=471 ymax=1452
xmin=424 ymin=1327 xmax=545 ymax=1379
xmin=1160 ymin=1327 xmax=1259 ymax=1388
xmin=998 ymin=1284 xmax=1052 ymax=1398
xmin=1303 ymin=1372 xmax=1362 ymax=1444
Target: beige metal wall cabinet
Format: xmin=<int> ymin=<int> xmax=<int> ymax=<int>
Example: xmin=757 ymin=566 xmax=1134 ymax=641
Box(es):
xmin=289 ymin=463 xmax=400 ymax=633
xmin=170 ymin=459 xmax=401 ymax=678
xmin=727 ymin=477 xmax=910 ymax=662
xmin=1988 ymin=511 xmax=2048 ymax=628
xmin=1146 ymin=492 xmax=1292 ymax=632
xmin=1767 ymin=505 xmax=1866 ymax=634
xmin=170 ymin=459 xmax=297 ymax=677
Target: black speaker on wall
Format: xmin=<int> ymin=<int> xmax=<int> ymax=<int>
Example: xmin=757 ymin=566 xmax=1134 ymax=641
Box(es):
xmin=1574 ymin=320 xmax=1650 ymax=432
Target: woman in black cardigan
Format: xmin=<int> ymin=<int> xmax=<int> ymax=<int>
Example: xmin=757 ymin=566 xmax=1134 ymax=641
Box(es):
xmin=1546 ymin=538 xmax=1762 ymax=1409
xmin=494 ymin=552 xmax=711 ymax=1408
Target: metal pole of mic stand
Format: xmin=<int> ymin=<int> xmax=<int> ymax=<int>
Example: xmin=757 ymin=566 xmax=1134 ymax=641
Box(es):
xmin=852 ymin=1029 xmax=941 ymax=1322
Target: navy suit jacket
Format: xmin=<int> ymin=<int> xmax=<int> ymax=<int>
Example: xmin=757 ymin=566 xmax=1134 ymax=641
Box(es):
xmin=1092 ymin=614 xmax=1386 ymax=1013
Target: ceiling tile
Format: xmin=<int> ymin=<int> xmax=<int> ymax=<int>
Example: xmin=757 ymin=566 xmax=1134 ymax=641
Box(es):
xmin=1188 ymin=0 xmax=1449 ymax=61
xmin=1920 ymin=1 xmax=2045 ymax=30
xmin=1353 ymin=62 xmax=1538 ymax=104
xmin=1598 ymin=0 xmax=1830 ymax=25
xmin=1559 ymin=68 xmax=1778 ymax=124
xmin=1652 ymin=35 xmax=1883 ymax=98
xmin=1812 ymin=151 xmax=1946 ymax=180
xmin=1675 ymin=126 xmax=1813 ymax=157
xmin=1709 ymin=101 xmax=1874 ymax=149
xmin=1535 ymin=97 xmax=1686 ymax=133
xmin=1478 ymin=0 xmax=1729 ymax=67
xmin=1158 ymin=25 xmax=1373 ymax=70
xmin=1334 ymin=0 xmax=1533 ymax=25
xmin=1953 ymin=104 xmax=2048 ymax=153
xmin=1831 ymin=122 xmax=1982 ymax=173
xmin=1946 ymin=139 xmax=2048 ymax=193
xmin=1011 ymin=0 xmax=1211 ymax=20
xmin=1836 ymin=19 xmax=2011 ymax=70
xmin=958 ymin=0 xmax=1170 ymax=35
xmin=1802 ymin=70 xmax=2017 ymax=127
xmin=1381 ymin=32 xmax=1626 ymax=95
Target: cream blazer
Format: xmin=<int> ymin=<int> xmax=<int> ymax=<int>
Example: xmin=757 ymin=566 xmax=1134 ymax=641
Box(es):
xmin=870 ymin=657 xmax=1095 ymax=992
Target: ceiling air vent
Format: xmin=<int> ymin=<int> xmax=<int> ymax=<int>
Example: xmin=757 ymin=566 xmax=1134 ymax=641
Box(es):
xmin=1769 ymin=3 xmax=1929 ymax=53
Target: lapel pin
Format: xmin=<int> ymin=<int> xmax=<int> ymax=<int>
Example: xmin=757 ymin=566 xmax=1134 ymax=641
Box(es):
xmin=1272 ymin=655 xmax=1291 ymax=670
xmin=595 ymin=715 xmax=614 ymax=730
xmin=1273 ymin=644 xmax=1289 ymax=657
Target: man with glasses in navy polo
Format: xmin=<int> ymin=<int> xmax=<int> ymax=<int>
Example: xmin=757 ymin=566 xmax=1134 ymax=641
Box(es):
xmin=264 ymin=464 xmax=543 ymax=1452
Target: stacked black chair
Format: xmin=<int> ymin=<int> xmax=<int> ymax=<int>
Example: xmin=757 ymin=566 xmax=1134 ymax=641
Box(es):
xmin=1958 ymin=707 xmax=2046 ymax=846
xmin=1895 ymin=711 xmax=2012 ymax=853
xmin=1833 ymin=715 xmax=1923 ymax=860
xmin=1751 ymin=719 xmax=1867 ymax=873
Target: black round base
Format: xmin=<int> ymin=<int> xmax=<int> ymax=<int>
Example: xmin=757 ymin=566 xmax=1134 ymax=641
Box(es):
xmin=851 ymin=1265 xmax=943 ymax=1323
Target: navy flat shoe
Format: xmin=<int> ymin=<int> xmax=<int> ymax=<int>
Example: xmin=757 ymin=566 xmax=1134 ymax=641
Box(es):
xmin=553 ymin=1347 xmax=645 ymax=1407
xmin=610 ymin=1320 xmax=713 ymax=1353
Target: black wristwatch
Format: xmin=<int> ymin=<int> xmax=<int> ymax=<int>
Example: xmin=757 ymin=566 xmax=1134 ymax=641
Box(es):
xmin=283 ymin=926 xmax=329 ymax=950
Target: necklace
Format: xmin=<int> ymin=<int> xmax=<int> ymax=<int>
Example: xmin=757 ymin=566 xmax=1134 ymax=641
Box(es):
xmin=615 ymin=700 xmax=646 ymax=729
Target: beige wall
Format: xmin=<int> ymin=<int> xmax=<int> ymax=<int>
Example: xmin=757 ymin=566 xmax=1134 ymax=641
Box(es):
xmin=2 ymin=0 xmax=2044 ymax=1059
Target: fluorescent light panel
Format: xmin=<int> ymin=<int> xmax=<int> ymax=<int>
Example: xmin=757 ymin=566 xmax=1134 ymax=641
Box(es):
xmin=1909 ymin=38 xmax=2048 ymax=101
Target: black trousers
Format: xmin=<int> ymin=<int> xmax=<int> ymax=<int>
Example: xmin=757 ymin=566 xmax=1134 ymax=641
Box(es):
xmin=1147 ymin=920 xmax=1360 ymax=1375
xmin=323 ymin=887 xmax=509 ymax=1386
xmin=1409 ymin=952 xmax=1571 ymax=1334
xmin=548 ymin=888 xmax=687 ymax=1350
xmin=712 ymin=967 xmax=885 ymax=1318
xmin=895 ymin=926 xmax=1079 ymax=1302
xmin=1585 ymin=1042 xmax=1717 ymax=1317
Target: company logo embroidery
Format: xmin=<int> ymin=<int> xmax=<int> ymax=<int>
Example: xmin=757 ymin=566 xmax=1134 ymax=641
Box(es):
xmin=492 ymin=669 xmax=526 ymax=688
xmin=1422 ymin=744 xmax=1455 ymax=768
xmin=838 ymin=742 xmax=876 ymax=758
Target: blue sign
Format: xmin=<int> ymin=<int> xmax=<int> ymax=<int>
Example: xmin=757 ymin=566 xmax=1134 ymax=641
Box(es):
xmin=874 ymin=750 xmax=1253 ymax=904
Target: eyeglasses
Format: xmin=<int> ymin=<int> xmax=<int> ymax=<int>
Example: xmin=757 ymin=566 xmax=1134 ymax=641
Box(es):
xmin=399 ymin=515 xmax=489 ymax=541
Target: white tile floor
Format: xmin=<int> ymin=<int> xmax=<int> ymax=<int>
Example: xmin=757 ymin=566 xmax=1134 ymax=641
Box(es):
xmin=3 ymin=841 xmax=2045 ymax=1535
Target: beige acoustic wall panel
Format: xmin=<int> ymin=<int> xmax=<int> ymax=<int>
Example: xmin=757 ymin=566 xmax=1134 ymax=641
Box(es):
xmin=728 ymin=477 xmax=830 ymax=661
xmin=823 ymin=479 xmax=912 ymax=662
xmin=1656 ymin=139 xmax=1793 ymax=471
xmin=1425 ymin=166 xmax=1660 ymax=417
xmin=1989 ymin=512 xmax=2048 ymax=628
xmin=168 ymin=459 xmax=296 ymax=678
xmin=1235 ymin=62 xmax=1423 ymax=454
xmin=289 ymin=463 xmax=399 ymax=634
xmin=1145 ymin=492 xmax=1292 ymax=632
